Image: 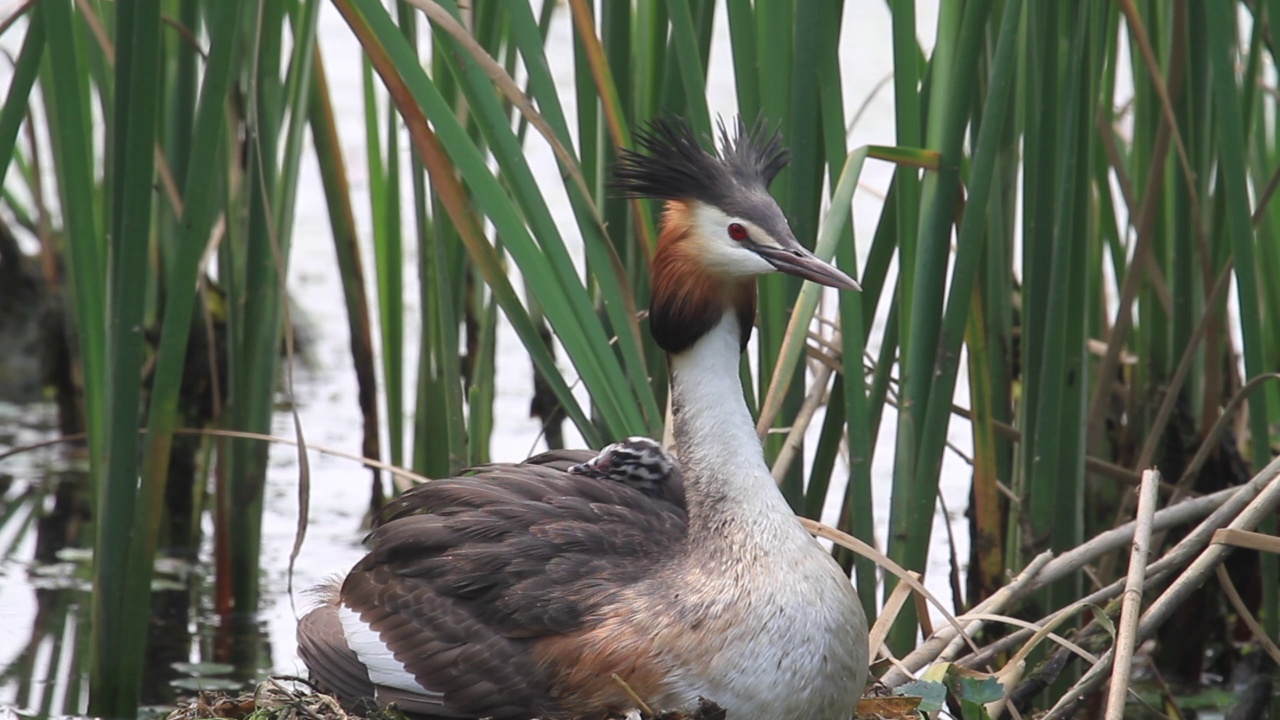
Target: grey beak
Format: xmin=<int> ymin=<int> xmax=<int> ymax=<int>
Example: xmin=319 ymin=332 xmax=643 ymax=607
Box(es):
xmin=753 ymin=242 xmax=861 ymax=291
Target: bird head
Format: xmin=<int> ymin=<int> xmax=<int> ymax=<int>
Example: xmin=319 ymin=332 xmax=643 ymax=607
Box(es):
xmin=611 ymin=117 xmax=859 ymax=354
xmin=569 ymin=436 xmax=676 ymax=483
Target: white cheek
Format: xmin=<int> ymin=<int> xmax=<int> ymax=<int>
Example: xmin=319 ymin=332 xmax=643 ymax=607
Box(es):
xmin=702 ymin=246 xmax=775 ymax=276
xmin=690 ymin=205 xmax=777 ymax=277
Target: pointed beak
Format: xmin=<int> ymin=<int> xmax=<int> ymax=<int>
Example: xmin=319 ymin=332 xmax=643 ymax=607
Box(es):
xmin=754 ymin=240 xmax=861 ymax=291
xmin=568 ymin=460 xmax=608 ymax=479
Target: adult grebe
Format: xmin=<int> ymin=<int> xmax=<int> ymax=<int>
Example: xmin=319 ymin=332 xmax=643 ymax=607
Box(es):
xmin=297 ymin=116 xmax=869 ymax=719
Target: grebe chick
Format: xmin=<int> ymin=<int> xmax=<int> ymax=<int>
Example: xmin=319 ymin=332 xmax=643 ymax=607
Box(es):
xmin=297 ymin=116 xmax=868 ymax=720
xmin=568 ymin=437 xmax=684 ymax=507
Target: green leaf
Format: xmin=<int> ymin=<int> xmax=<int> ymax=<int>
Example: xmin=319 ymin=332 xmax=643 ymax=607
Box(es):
xmin=956 ymin=676 xmax=1004 ymax=705
xmin=896 ymin=679 xmax=948 ymax=714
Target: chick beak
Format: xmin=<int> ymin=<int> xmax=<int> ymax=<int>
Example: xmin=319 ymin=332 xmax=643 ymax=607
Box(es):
xmin=753 ymin=238 xmax=861 ymax=291
xmin=568 ymin=459 xmax=609 ymax=479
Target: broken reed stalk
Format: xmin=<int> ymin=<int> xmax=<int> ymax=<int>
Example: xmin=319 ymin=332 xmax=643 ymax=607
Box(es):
xmin=882 ymin=461 xmax=1275 ymax=686
xmin=771 ymin=358 xmax=834 ymax=482
xmin=962 ymin=458 xmax=1280 ymax=696
xmin=966 ymin=454 xmax=1280 ymax=671
xmin=1103 ymin=468 xmax=1160 ymax=720
xmin=882 ymin=552 xmax=1053 ymax=685
xmin=880 ymin=452 xmax=1280 ymax=710
xmin=1043 ymin=454 xmax=1280 ymax=719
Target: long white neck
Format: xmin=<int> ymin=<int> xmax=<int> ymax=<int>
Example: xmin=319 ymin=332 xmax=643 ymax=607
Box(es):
xmin=669 ymin=311 xmax=797 ymax=539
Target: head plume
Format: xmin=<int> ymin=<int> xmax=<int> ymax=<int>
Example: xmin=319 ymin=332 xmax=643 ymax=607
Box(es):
xmin=609 ymin=116 xmax=789 ymax=205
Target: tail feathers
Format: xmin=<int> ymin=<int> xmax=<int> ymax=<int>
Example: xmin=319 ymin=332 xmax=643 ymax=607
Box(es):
xmin=296 ymin=591 xmax=378 ymax=705
xmin=297 ymin=587 xmax=470 ymax=719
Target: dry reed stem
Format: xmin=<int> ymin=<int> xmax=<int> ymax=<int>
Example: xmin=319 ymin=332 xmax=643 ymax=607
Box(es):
xmin=1103 ymin=469 xmax=1161 ymax=720
xmin=882 ymin=552 xmax=1053 ymax=685
xmin=610 ymin=674 xmax=655 ymax=717
xmin=1214 ymin=564 xmax=1280 ymax=667
xmin=1044 ymin=454 xmax=1280 ymax=720
xmin=799 ymin=519 xmax=983 ymax=658
xmin=957 ymin=453 xmax=1280 ymax=675
xmin=987 ymin=600 xmax=1104 ymax=682
xmin=1212 ymin=527 xmax=1280 ymax=554
xmin=869 ymin=571 xmax=920 ymax=663
xmin=937 ymin=555 xmax=1053 ymax=666
xmin=771 ymin=357 xmax=834 ymax=481
xmin=961 ymin=612 xmax=1098 ymax=665
xmin=885 ymin=474 xmax=1246 ymax=686
xmin=1041 ymin=484 xmax=1225 ymax=586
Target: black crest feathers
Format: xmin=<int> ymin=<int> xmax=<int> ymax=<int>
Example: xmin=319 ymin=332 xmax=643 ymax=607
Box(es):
xmin=609 ymin=116 xmax=788 ymax=205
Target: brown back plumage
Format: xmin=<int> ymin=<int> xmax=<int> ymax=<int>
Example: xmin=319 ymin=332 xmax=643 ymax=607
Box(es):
xmin=300 ymin=451 xmax=687 ymax=719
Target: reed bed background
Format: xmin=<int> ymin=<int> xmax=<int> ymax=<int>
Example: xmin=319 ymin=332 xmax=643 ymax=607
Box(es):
xmin=1 ymin=0 xmax=1278 ymax=717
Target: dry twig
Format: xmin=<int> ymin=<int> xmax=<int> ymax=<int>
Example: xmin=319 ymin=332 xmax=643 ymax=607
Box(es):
xmin=958 ymin=454 xmax=1280 ymax=676
xmin=771 ymin=358 xmax=834 ymax=481
xmin=1103 ymin=469 xmax=1160 ymax=720
xmin=1043 ymin=455 xmax=1280 ymax=720
xmin=884 ymin=469 xmax=1265 ymax=686
xmin=883 ymin=552 xmax=1053 ymax=685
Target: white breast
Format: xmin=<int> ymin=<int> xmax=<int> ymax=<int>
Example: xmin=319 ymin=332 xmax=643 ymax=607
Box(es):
xmin=645 ymin=518 xmax=868 ymax=720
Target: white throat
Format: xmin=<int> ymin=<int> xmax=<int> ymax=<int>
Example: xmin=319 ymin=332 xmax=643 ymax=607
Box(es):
xmin=660 ymin=314 xmax=869 ymax=720
xmin=668 ymin=311 xmax=797 ymax=534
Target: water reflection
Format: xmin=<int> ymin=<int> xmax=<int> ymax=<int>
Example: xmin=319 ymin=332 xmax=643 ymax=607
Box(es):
xmin=0 ymin=429 xmax=277 ymax=718
xmin=1 ymin=466 xmax=93 ymax=717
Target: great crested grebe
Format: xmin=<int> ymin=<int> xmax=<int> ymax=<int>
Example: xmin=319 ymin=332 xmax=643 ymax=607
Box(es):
xmin=297 ymin=116 xmax=869 ymax=719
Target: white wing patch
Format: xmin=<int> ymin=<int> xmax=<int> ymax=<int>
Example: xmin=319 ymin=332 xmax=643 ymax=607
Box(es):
xmin=337 ymin=603 xmax=439 ymax=697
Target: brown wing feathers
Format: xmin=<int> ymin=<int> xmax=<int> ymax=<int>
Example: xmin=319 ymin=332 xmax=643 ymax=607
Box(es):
xmin=340 ymin=565 xmax=548 ymax=718
xmin=327 ymin=461 xmax=686 ymax=718
xmin=296 ymin=584 xmax=380 ymax=702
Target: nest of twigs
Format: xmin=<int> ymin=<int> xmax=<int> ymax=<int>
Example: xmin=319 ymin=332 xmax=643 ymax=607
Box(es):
xmin=166 ymin=678 xmax=394 ymax=720
xmin=165 ymin=678 xmax=726 ymax=720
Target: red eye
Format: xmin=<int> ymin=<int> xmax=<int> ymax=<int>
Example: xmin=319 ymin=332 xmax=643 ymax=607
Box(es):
xmin=727 ymin=223 xmax=748 ymax=241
